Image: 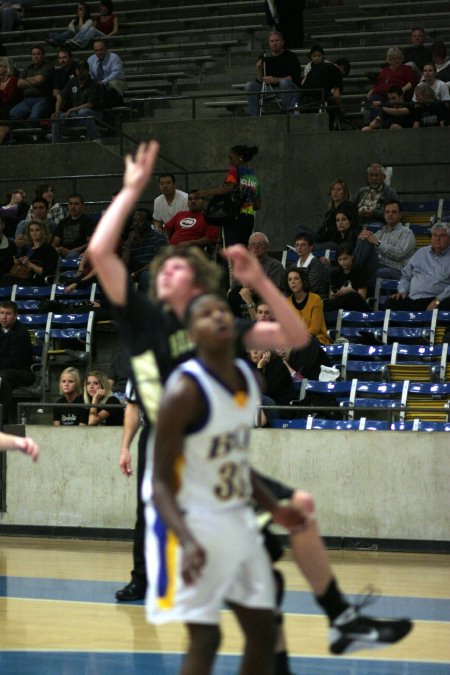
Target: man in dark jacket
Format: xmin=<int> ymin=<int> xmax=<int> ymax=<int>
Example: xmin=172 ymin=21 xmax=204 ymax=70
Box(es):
xmin=0 ymin=300 xmax=33 ymax=422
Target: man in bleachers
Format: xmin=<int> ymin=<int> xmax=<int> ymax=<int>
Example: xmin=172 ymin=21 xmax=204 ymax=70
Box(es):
xmin=87 ymin=38 xmax=127 ymax=106
xmin=227 ymin=232 xmax=285 ymax=316
xmin=403 ymin=28 xmax=433 ymax=80
xmin=9 ymin=45 xmax=54 ymax=122
xmin=52 ymin=45 xmax=77 ymax=108
xmin=352 ymin=163 xmax=399 ymax=228
xmin=431 ymin=41 xmax=450 ymax=93
xmin=355 ymin=200 xmax=416 ymax=281
xmin=122 ymin=208 xmax=167 ymax=292
xmin=244 ymin=31 xmax=301 ymax=116
xmin=15 ymin=196 xmax=56 ymax=254
xmin=0 ymin=299 xmax=33 ymax=423
xmin=152 ymin=174 xmax=188 ymax=231
xmin=162 ymin=191 xmax=220 ymax=250
xmin=385 ymin=222 xmax=450 ymax=311
xmin=51 ymin=60 xmax=103 ymax=143
xmin=52 ymin=193 xmax=95 ymax=258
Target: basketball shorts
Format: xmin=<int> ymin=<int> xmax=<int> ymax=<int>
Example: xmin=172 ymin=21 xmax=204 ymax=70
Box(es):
xmin=145 ymin=504 xmax=275 ymax=625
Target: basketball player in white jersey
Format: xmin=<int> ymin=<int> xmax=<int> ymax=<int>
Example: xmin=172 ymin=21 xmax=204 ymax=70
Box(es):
xmin=148 ymin=294 xmax=309 ymax=675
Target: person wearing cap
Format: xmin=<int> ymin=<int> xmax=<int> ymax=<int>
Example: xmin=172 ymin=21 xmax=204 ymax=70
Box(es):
xmin=51 ymin=59 xmax=102 ymax=143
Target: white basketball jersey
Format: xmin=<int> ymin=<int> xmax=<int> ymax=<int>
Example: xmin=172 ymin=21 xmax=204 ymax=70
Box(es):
xmin=169 ymin=357 xmax=261 ymax=513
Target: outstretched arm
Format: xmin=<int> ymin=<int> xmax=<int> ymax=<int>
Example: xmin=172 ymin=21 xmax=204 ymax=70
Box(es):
xmin=0 ymin=432 xmax=39 ymax=461
xmin=88 ymin=141 xmax=160 ymax=306
xmin=223 ymin=245 xmax=310 ymax=350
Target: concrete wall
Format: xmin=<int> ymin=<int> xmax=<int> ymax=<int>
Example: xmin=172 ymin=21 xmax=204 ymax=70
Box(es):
xmin=3 ymin=123 xmax=450 ymax=250
xmin=1 ymin=426 xmax=448 ymax=542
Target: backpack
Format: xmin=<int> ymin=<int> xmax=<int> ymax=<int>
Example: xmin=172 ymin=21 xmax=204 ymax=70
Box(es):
xmin=204 ymin=167 xmax=242 ymax=228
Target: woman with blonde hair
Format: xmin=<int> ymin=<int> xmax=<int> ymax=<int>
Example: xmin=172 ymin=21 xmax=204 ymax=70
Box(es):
xmin=84 ymin=369 xmax=123 ymax=426
xmin=53 ymin=367 xmax=86 ymax=426
xmin=367 ymin=47 xmax=417 ymax=108
xmin=315 ymin=178 xmax=358 ymax=247
xmin=1 ymin=219 xmax=58 ymax=286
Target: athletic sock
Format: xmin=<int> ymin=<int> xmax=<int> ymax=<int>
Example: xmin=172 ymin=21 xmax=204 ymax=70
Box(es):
xmin=316 ymin=577 xmax=350 ymax=623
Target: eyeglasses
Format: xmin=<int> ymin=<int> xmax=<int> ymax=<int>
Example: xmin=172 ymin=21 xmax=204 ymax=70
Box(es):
xmin=248 ymin=242 xmax=267 ymax=249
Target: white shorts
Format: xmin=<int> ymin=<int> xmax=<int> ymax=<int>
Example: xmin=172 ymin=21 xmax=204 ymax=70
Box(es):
xmin=145 ymin=504 xmax=275 ymax=625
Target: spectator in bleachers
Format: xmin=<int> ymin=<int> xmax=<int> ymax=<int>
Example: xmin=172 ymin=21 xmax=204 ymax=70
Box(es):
xmin=352 ymin=163 xmax=399 ymax=228
xmin=53 ymin=366 xmax=87 ymax=426
xmin=47 ymin=3 xmax=93 ymax=49
xmin=0 ymin=299 xmax=33 ymax=423
xmin=15 ymin=197 xmax=56 ymax=253
xmin=122 ymin=208 xmax=167 ymax=293
xmin=9 ymin=45 xmax=54 ymax=122
xmin=366 ymin=47 xmax=417 ymax=114
xmin=0 ymin=56 xmax=20 ymax=145
xmin=361 ymin=86 xmax=414 ymax=131
xmin=153 ymin=174 xmax=188 ymax=231
xmin=412 ymin=83 xmax=447 ymax=128
xmin=3 ymin=220 xmax=58 ymax=286
xmin=246 ymin=347 xmax=298 ymax=425
xmin=24 ymin=184 xmax=66 ymax=227
xmin=163 ymin=191 xmax=220 ymax=250
xmin=72 ymin=1 xmax=119 ymax=48
xmin=87 ymin=38 xmax=127 ymax=106
xmin=403 ymin=28 xmax=433 ymax=80
xmin=52 ymin=192 xmax=95 ymax=258
xmin=323 ymin=242 xmax=370 ymax=313
xmin=300 ymin=44 xmax=343 ymax=115
xmin=227 ymin=232 xmax=284 ymax=318
xmin=195 ymin=144 xmax=261 ymax=247
xmin=0 ymin=187 xmax=28 ymax=238
xmin=84 ymin=369 xmax=124 ymax=426
xmin=0 ymin=2 xmax=22 ymax=33
xmin=244 ymin=31 xmax=301 ymax=116
xmin=318 ymin=205 xmax=360 ymax=265
xmin=355 ymin=200 xmax=416 ymax=282
xmin=0 ymin=215 xmax=16 ymax=276
xmin=51 ymin=45 xmax=77 ymax=111
xmin=285 ymin=267 xmax=330 ymax=345
xmin=413 ymin=63 xmax=450 ymax=102
xmin=315 ymin=179 xmax=358 ymax=248
xmin=431 ymin=41 xmax=450 ymax=92
xmin=51 ymin=59 xmax=103 ymax=143
xmin=385 ymin=222 xmax=450 ymax=311
xmin=293 ymin=232 xmax=328 ymax=298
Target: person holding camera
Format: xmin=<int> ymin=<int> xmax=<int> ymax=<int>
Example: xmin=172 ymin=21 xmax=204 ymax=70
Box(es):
xmin=244 ymin=31 xmax=301 ymax=116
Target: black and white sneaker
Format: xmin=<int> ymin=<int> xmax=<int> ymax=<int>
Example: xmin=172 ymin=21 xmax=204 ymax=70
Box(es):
xmin=330 ymin=591 xmax=413 ymax=655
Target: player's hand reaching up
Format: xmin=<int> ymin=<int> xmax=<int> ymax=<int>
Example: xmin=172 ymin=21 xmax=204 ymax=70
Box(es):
xmin=123 ymin=141 xmax=160 ymax=194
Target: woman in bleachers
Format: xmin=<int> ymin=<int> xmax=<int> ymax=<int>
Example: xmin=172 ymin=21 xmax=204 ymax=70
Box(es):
xmin=285 ymin=267 xmax=330 ymax=345
xmin=53 ymin=367 xmax=87 ymax=426
xmin=84 ymin=369 xmax=124 ymax=426
xmin=413 ymin=62 xmax=450 ymax=103
xmin=366 ymin=47 xmax=417 ymax=117
xmin=2 ymin=220 xmax=58 ymax=286
xmin=47 ymin=3 xmax=93 ymax=49
xmin=315 ymin=178 xmax=358 ymax=248
xmin=319 ymin=205 xmax=360 ymax=267
xmin=71 ymin=0 xmax=119 ymax=48
xmin=323 ymin=242 xmax=371 ymax=312
xmin=0 ymin=56 xmax=20 ymax=145
xmin=0 ymin=188 xmax=28 ymax=238
xmin=25 ymin=184 xmax=65 ymax=226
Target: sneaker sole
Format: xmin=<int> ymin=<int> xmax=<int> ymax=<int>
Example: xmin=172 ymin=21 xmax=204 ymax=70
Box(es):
xmin=330 ymin=620 xmax=413 ymax=655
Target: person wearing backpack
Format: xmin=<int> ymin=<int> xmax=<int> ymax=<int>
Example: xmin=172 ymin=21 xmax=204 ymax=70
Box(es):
xmin=196 ymin=144 xmax=261 ymax=247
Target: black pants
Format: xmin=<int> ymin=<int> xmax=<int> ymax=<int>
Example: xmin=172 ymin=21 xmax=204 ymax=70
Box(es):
xmin=385 ymin=296 xmax=450 ymax=311
xmin=130 ymin=424 xmax=149 ymax=588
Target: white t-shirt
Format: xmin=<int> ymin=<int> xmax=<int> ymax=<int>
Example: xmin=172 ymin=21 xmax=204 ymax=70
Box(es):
xmin=152 ymin=189 xmax=188 ymax=224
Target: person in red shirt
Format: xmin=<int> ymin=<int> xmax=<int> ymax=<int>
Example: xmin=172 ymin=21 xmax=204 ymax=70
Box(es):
xmin=163 ymin=191 xmax=220 ymax=249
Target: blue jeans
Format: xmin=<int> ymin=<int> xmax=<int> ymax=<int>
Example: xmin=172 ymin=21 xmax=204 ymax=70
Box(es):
xmin=52 ymin=109 xmax=102 ymax=143
xmin=245 ymin=78 xmax=299 ymax=116
xmin=48 ymin=29 xmax=76 ymax=46
xmin=9 ymin=97 xmax=51 ymax=121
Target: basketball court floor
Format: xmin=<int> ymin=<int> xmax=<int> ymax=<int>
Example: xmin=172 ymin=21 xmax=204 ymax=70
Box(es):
xmin=0 ymin=537 xmax=448 ymax=674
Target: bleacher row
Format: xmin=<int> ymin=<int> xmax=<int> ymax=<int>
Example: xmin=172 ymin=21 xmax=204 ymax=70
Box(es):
xmin=2 ymin=0 xmax=449 ymax=125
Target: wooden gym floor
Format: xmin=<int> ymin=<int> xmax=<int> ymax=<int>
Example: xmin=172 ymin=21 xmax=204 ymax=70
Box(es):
xmin=0 ymin=537 xmax=449 ymax=674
